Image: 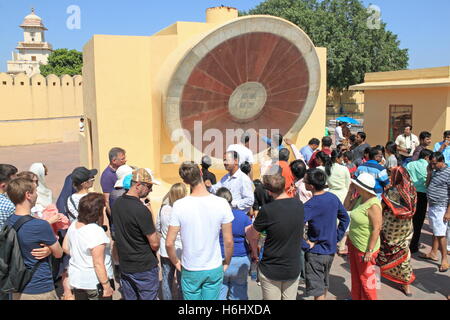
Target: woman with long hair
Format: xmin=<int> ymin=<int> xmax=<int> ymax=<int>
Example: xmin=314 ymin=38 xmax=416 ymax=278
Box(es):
xmin=325 ymin=151 xmax=351 ymax=204
xmin=157 ymin=183 xmax=187 ymax=300
xmin=376 ymin=166 xmax=417 ymax=296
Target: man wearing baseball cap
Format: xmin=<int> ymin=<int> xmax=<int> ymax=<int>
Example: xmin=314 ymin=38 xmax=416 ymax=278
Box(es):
xmin=111 ymin=168 xmax=161 ymax=300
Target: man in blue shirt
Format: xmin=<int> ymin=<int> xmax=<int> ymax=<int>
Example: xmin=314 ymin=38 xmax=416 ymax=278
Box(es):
xmin=355 ymin=147 xmax=390 ymax=199
xmin=6 ymin=177 xmax=63 ymax=300
xmin=302 ymin=168 xmax=350 ymax=300
xmin=433 ymin=130 xmax=450 ymax=166
xmin=300 ymin=138 xmax=321 ymax=163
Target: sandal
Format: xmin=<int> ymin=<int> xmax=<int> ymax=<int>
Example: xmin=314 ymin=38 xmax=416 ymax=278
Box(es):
xmin=439 ymin=264 xmax=449 ymax=273
xmin=400 ymin=285 xmax=412 ymax=297
xmin=419 ymin=252 xmax=439 ymax=261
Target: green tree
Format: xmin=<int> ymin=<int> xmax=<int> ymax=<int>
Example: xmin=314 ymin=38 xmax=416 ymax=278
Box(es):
xmin=40 ymin=48 xmax=83 ymax=76
xmin=241 ymin=0 xmax=409 ymax=91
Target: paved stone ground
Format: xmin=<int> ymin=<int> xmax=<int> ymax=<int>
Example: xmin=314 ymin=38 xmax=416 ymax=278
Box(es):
xmin=1 ymin=142 xmax=448 ymax=300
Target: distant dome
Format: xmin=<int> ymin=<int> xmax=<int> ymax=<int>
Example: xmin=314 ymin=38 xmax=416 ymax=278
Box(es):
xmin=21 ymin=8 xmax=45 ymax=28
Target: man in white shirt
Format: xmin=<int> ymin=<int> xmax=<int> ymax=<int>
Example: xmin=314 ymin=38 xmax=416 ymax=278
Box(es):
xmin=227 ymin=132 xmax=255 ymax=179
xmin=166 ymin=161 xmax=234 ymax=300
xmin=208 ymin=151 xmax=255 ymax=214
xmin=395 ymin=125 xmax=419 ymax=166
xmin=334 ymin=122 xmax=346 ymax=147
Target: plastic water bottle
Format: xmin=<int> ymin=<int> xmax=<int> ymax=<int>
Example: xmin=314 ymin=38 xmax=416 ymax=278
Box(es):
xmin=250 ymin=262 xmax=258 ymax=281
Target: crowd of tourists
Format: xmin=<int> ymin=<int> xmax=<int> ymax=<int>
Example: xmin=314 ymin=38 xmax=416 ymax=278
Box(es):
xmin=1 ymin=125 xmax=450 ymax=301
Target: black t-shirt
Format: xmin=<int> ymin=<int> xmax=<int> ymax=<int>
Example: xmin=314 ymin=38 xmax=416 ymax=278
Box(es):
xmin=253 ymin=198 xmax=304 ymax=281
xmin=111 ymin=194 xmax=157 ymax=273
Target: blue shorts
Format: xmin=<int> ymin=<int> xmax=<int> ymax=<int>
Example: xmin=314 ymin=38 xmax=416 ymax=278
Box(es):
xmin=181 ymin=265 xmax=224 ymax=300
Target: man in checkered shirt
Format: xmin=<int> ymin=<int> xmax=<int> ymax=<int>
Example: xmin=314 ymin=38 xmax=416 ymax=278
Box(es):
xmin=0 ymin=164 xmax=18 ymax=229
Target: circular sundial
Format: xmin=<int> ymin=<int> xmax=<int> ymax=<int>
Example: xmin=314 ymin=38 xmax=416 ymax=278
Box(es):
xmin=164 ymin=16 xmax=321 ymax=158
xmin=228 ymin=82 xmax=267 ymax=121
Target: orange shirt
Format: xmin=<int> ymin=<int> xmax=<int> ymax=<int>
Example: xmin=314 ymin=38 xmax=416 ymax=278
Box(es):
xmin=276 ymin=161 xmax=296 ymax=198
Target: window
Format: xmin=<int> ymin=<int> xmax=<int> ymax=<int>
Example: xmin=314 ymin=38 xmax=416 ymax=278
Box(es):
xmin=389 ymin=105 xmax=412 ymax=141
xmin=2 ymin=81 xmax=7 ymax=85
xmin=31 ymin=56 xmax=36 ymax=61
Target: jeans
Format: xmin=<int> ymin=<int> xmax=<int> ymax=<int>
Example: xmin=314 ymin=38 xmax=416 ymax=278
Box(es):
xmin=161 ymin=257 xmax=182 ymax=300
xmin=120 ymin=266 xmax=160 ymax=300
xmin=220 ymin=255 xmax=251 ymax=300
xmin=181 ymin=265 xmax=224 ymax=300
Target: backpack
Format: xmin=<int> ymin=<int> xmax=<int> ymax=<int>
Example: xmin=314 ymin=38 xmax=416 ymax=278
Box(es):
xmin=0 ymin=215 xmax=44 ymax=293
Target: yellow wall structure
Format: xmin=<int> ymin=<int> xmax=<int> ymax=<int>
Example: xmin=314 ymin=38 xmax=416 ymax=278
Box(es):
xmin=0 ymin=72 xmax=83 ymax=146
xmin=350 ymin=66 xmax=450 ymax=146
xmin=81 ymin=10 xmax=327 ymax=211
xmin=327 ymin=89 xmax=364 ymax=113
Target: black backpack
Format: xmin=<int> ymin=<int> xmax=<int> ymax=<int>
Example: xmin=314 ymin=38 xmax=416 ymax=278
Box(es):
xmin=0 ymin=215 xmax=43 ymax=293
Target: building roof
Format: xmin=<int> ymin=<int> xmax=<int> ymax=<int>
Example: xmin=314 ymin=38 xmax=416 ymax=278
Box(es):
xmin=350 ymin=66 xmax=450 ymax=90
xmin=20 ymin=8 xmax=47 ymax=29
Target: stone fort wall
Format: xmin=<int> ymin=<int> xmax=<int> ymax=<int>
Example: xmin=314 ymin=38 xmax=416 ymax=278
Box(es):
xmin=0 ymin=72 xmax=83 ymax=146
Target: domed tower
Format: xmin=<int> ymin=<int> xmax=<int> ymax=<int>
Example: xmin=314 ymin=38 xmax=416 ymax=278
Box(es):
xmin=7 ymin=8 xmax=53 ymax=76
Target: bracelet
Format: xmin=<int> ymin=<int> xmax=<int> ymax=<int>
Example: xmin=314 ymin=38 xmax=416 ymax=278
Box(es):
xmin=366 ymin=249 xmax=374 ymax=253
xmin=101 ymin=279 xmax=110 ymax=285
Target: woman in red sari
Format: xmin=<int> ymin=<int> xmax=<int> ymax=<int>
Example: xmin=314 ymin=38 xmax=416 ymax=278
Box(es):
xmin=377 ymin=166 xmax=417 ymax=296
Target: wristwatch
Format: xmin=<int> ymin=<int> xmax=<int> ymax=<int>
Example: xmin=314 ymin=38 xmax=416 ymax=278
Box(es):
xmin=366 ymin=248 xmax=374 ymax=253
xmin=101 ymin=279 xmax=110 ymax=285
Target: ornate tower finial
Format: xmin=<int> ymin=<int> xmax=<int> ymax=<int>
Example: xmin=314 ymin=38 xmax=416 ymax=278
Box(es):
xmin=31 ymin=7 xmax=35 ymax=14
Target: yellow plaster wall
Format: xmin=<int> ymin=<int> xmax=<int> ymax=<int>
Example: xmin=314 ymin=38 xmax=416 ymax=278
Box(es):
xmin=0 ymin=73 xmax=83 ymax=146
xmin=364 ymin=87 xmax=450 ymax=146
xmin=293 ymin=47 xmax=327 ymax=153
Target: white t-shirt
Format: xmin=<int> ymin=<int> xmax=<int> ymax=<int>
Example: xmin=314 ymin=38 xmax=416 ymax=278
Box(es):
xmin=169 ymin=195 xmax=234 ymax=271
xmin=227 ymin=144 xmax=254 ymax=165
xmin=395 ymin=134 xmax=419 ymax=157
xmin=335 ymin=126 xmax=344 ymax=145
xmin=67 ymin=223 xmax=113 ymax=290
xmin=67 ymin=193 xmax=87 ymax=223
xmin=157 ymin=204 xmax=182 ymax=258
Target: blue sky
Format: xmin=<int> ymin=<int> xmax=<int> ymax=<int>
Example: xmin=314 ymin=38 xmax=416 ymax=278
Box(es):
xmin=0 ymin=0 xmax=449 ymax=73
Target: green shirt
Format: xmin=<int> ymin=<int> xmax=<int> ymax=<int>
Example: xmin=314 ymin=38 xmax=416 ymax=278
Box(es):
xmin=406 ymin=159 xmax=428 ymax=193
xmin=349 ymin=197 xmax=381 ymax=253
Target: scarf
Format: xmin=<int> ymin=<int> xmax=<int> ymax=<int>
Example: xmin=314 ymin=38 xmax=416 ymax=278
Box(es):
xmin=29 ymin=162 xmax=53 ymax=210
xmin=381 ymin=166 xmax=416 ymax=219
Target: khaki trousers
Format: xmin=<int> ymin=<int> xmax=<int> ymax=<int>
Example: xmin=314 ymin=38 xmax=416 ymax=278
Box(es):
xmin=259 ymin=268 xmax=299 ymax=300
xmin=13 ymin=290 xmax=58 ymax=300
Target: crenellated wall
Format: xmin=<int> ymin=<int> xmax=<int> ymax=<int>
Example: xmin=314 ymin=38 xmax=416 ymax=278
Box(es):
xmin=0 ymin=73 xmax=83 ymax=146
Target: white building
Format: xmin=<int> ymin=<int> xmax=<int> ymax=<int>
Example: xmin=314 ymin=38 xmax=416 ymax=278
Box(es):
xmin=7 ymin=8 xmax=53 ymax=76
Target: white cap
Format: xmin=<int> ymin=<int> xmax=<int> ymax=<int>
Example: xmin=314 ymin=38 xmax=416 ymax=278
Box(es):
xmin=351 ymin=172 xmax=377 ymax=196
xmin=114 ymin=165 xmax=133 ymax=188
